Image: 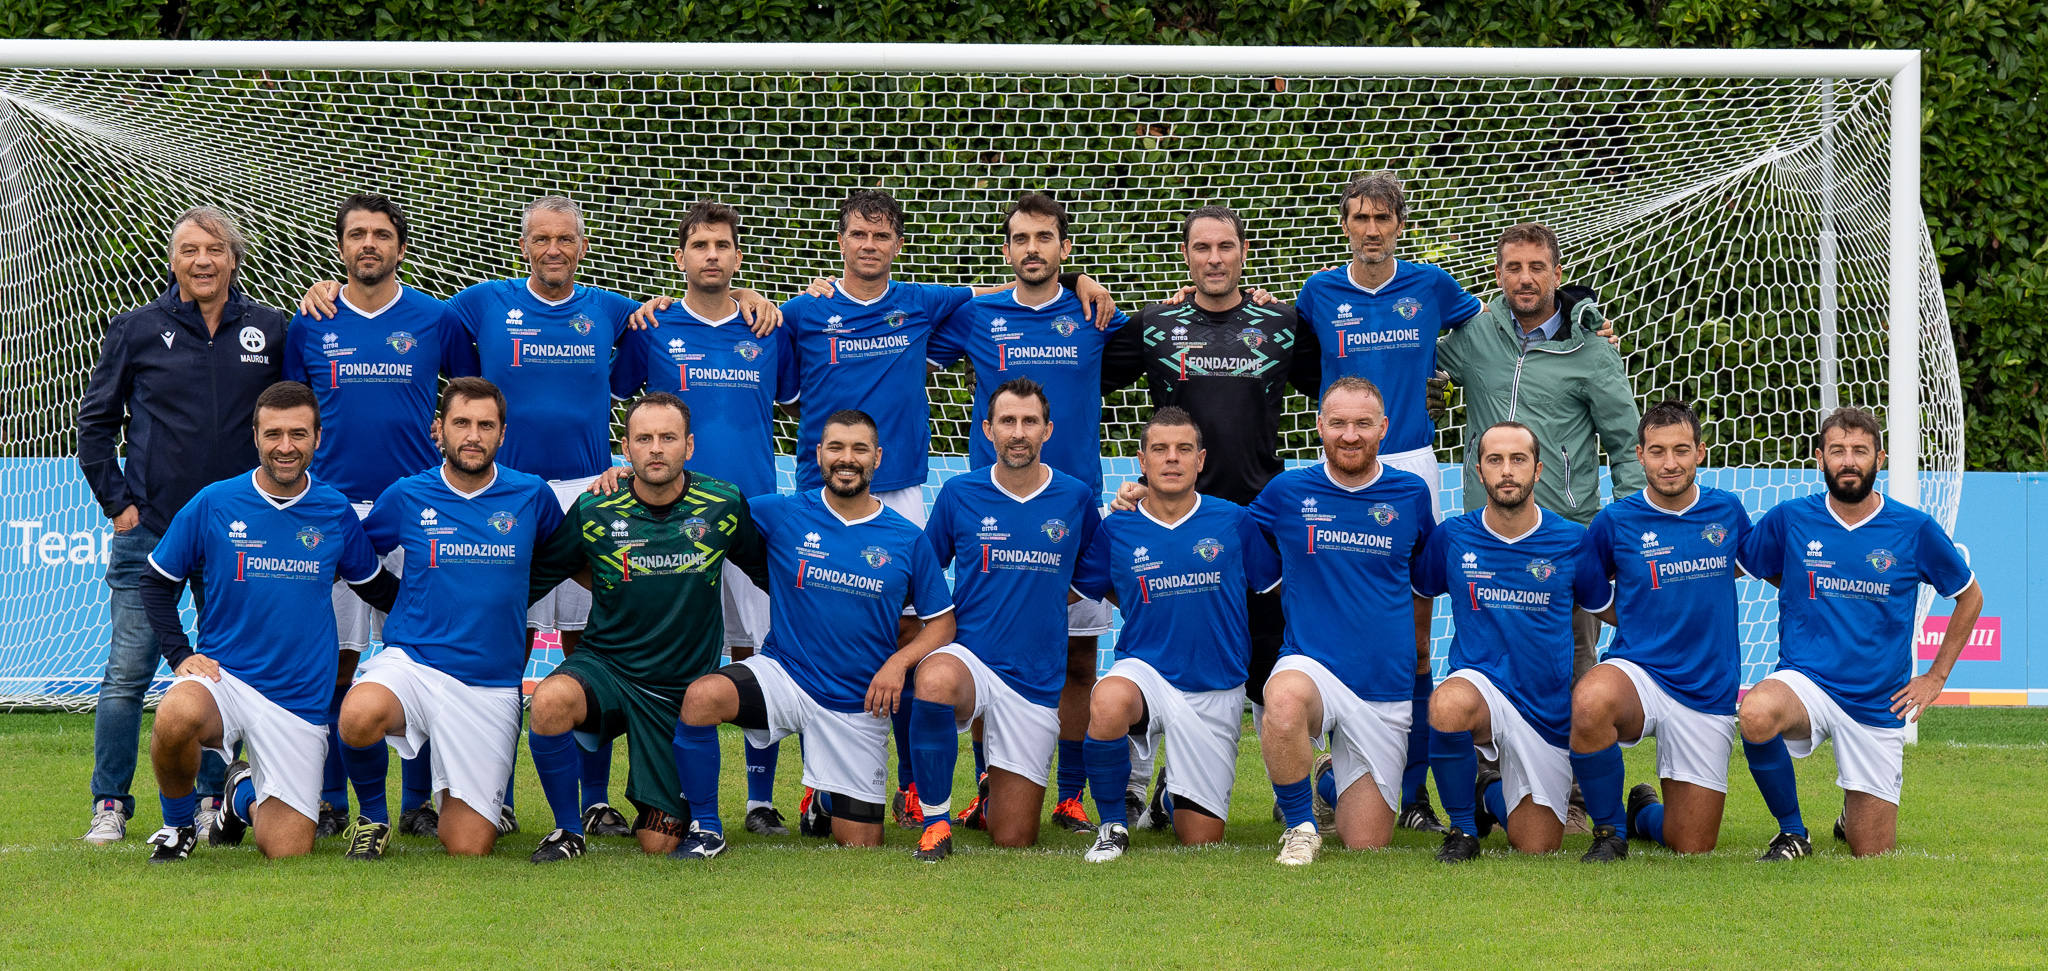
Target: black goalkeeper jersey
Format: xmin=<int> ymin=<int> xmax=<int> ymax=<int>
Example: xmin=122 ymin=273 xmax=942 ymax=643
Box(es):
xmin=1102 ymin=292 xmax=1322 ymax=506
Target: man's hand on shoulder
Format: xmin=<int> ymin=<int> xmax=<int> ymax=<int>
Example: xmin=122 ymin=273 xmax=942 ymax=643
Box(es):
xmin=587 ymin=467 xmax=632 ymax=496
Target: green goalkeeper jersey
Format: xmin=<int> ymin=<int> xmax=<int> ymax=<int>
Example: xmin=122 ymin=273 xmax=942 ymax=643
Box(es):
xmin=530 ymin=473 xmax=768 ymax=697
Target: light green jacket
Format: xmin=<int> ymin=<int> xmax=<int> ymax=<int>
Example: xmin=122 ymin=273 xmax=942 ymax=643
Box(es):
xmin=1437 ymin=290 xmax=1645 ymax=524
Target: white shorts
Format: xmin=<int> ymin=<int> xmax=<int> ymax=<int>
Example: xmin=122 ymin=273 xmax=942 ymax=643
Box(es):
xmin=1068 ymin=596 xmax=1112 ymax=638
xmin=1104 ymin=656 xmax=1244 ymax=819
xmin=1601 ymin=657 xmax=1736 ymax=793
xmin=1270 ymin=655 xmax=1410 ymax=813
xmin=527 ymin=474 xmax=602 ymax=632
xmin=1448 ymin=667 xmax=1572 ymax=824
xmin=734 ymin=653 xmax=892 ymax=803
xmin=1380 ymin=446 xmax=1443 ymax=522
xmin=1763 ymin=668 xmax=1907 ymax=805
xmin=334 ymin=502 xmax=405 ymax=652
xmin=875 ymin=485 xmax=928 ymax=529
xmin=927 ymin=644 xmax=1060 ymax=788
xmin=722 ymin=560 xmax=771 ymax=650
xmin=355 ymin=646 xmax=525 ymax=819
xmin=175 ymin=670 xmax=326 ymax=822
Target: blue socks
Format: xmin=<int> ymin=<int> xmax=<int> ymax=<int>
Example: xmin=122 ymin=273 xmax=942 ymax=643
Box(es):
xmin=1273 ymin=775 xmax=1315 ymax=829
xmin=1570 ymin=744 xmax=1627 ymax=831
xmin=162 ymin=791 xmax=196 ymax=828
xmin=1083 ymin=736 xmax=1132 ymax=826
xmin=743 ymin=738 xmax=780 ymax=805
xmin=1057 ymin=738 xmax=1088 ymax=803
xmin=230 ymin=774 xmax=256 ymax=822
xmin=1744 ymin=736 xmax=1806 ymax=837
xmin=1316 ymin=766 xmax=1338 ymax=810
xmin=401 ymin=740 xmax=433 ymax=814
xmin=579 ymin=740 xmax=610 ymax=811
xmin=322 ymin=683 xmax=349 ymax=810
xmin=1633 ymin=802 xmax=1667 ymax=844
xmin=341 ymin=739 xmax=391 ymax=824
xmin=674 ymin=721 xmax=723 ymax=835
xmin=892 ymin=682 xmax=916 ymax=793
xmin=528 ymin=728 xmax=585 ymax=835
xmin=971 ymin=739 xmax=988 ymax=781
xmin=1482 ymin=776 xmax=1508 ymax=825
xmin=909 ymin=699 xmax=958 ymax=825
xmin=1403 ymin=671 xmax=1432 ymax=805
xmin=1430 ymin=728 xmax=1479 ymax=835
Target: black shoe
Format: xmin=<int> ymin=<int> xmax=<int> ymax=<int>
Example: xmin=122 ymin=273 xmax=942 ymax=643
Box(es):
xmin=146 ymin=825 xmax=198 ymax=863
xmin=797 ymin=788 xmax=831 ymax=838
xmin=1083 ymin=822 xmax=1129 ymax=863
xmin=1310 ymin=754 xmax=1338 ymax=829
xmin=1757 ymin=831 xmax=1814 ymax=862
xmin=529 ymin=828 xmax=586 ymax=863
xmin=208 ymin=761 xmax=253 ymax=847
xmin=1581 ymin=825 xmax=1629 ymax=862
xmin=343 ymin=817 xmax=392 ymax=861
xmin=397 ymin=804 xmax=439 ymax=838
xmin=1398 ymin=799 xmax=1449 ymax=834
xmin=1833 ymin=814 xmax=1848 ymax=843
xmin=744 ymin=805 xmax=790 ymax=837
xmin=1625 ymin=783 xmax=1661 ymax=841
xmin=315 ymin=800 xmax=348 ymax=839
xmin=496 ymin=806 xmax=519 ymax=836
xmin=1271 ymin=799 xmax=1284 ymax=823
xmin=581 ymin=802 xmax=633 ymax=838
xmin=1436 ymin=828 xmax=1482 ymax=863
xmin=957 ymin=774 xmax=990 ymax=831
xmin=1472 ymin=768 xmax=1503 ymax=839
xmin=1050 ymin=796 xmax=1094 ymax=834
xmin=668 ymin=822 xmax=728 ymax=860
xmin=1128 ymin=792 xmax=1150 ymax=830
xmin=1143 ymin=766 xmax=1172 ymax=832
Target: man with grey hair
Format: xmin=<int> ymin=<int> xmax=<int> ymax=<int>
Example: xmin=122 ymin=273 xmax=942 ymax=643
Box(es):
xmin=76 ymin=205 xmax=289 ymax=844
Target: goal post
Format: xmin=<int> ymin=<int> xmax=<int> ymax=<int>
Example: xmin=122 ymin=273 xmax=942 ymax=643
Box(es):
xmin=0 ymin=41 xmax=1954 ymax=711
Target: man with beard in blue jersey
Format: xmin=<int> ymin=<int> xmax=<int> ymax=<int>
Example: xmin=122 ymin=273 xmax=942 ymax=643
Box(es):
xmin=1738 ymin=407 xmax=1981 ymax=860
xmin=284 ymin=193 xmax=466 ymax=841
xmin=137 ymin=383 xmax=387 ymax=862
xmin=1570 ymin=401 xmax=1757 ymax=861
xmin=907 ymin=377 xmax=1102 ymax=861
xmin=674 ymin=410 xmax=956 ymax=850
xmin=608 ymin=201 xmax=800 ymax=837
xmin=1070 ymin=407 xmax=1282 ymax=862
xmin=1248 ymin=376 xmax=1436 ymax=865
xmin=1416 ymin=422 xmax=1613 ymax=862
xmin=333 ymin=378 xmax=563 ymax=860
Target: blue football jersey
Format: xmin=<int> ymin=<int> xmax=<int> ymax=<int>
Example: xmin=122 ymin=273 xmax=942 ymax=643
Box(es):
xmin=1249 ymin=462 xmax=1437 ymax=702
xmin=1295 ymin=261 xmax=1482 ymax=454
xmin=445 ymin=278 xmax=640 ymax=482
xmin=1415 ymin=508 xmax=1611 ymax=748
xmin=752 ymin=489 xmax=954 ymax=713
xmin=928 ymin=288 xmax=1127 ymax=490
xmin=611 ymin=302 xmax=799 ymax=499
xmin=283 ymin=286 xmax=460 ymax=503
xmin=1742 ymin=493 xmax=1974 ymax=728
xmin=926 ymin=466 xmax=1103 ymax=707
xmin=1578 ymin=488 xmax=1756 ymax=715
xmin=361 ymin=465 xmax=564 ymax=688
xmin=1071 ymin=494 xmax=1282 ymax=692
xmin=781 ymin=281 xmax=976 ymax=494
xmin=147 ymin=471 xmax=380 ymax=723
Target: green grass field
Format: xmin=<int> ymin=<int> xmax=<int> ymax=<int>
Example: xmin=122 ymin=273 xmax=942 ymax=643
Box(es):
xmin=4 ymin=707 xmax=2045 ymax=969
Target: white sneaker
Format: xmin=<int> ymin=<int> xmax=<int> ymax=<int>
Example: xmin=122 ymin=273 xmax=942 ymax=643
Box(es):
xmin=81 ymin=800 xmax=127 ymax=844
xmin=194 ymin=797 xmax=222 ymax=838
xmin=1084 ymin=822 xmax=1129 ymax=863
xmin=1276 ymin=821 xmax=1322 ymax=866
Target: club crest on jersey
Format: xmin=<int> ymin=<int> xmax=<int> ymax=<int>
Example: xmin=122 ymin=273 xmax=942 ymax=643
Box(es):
xmin=386 ymin=331 xmax=417 ymax=354
xmin=238 ymin=325 xmax=267 ymax=353
xmin=569 ymin=315 xmax=595 ymax=337
xmin=1194 ymin=537 xmax=1225 ymax=562
xmin=1238 ymin=328 xmax=1265 ymax=349
xmin=1525 ymin=558 xmax=1557 ymax=582
xmin=487 ymin=511 xmax=518 ymax=535
xmin=861 ymin=546 xmax=891 ymax=568
xmin=1041 ymin=519 xmax=1070 ymax=543
xmin=1369 ymin=502 xmax=1399 ymax=526
xmin=734 ymin=341 xmax=763 ymax=362
xmin=1701 ymin=523 xmax=1729 ymax=547
xmin=1393 ymin=297 xmax=1422 ymax=321
xmin=682 ymin=517 xmax=709 ymax=542
xmin=296 ymin=526 xmax=323 ymax=550
xmin=228 ymin=520 xmax=248 ymax=539
xmin=1866 ymin=548 xmax=1897 ymax=573
xmin=883 ymin=310 xmax=910 ymax=329
xmin=1050 ymin=316 xmax=1080 ymax=338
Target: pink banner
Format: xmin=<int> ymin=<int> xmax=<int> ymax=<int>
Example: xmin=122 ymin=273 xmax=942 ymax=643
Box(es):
xmin=1917 ymin=615 xmax=2001 ymax=661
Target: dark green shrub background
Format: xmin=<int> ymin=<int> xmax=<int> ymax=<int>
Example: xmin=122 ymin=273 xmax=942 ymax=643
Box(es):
xmin=6 ymin=0 xmax=2042 ymax=470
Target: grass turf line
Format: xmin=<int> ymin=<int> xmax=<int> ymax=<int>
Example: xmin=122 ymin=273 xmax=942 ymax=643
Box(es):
xmin=1 ymin=707 xmax=2043 ymax=969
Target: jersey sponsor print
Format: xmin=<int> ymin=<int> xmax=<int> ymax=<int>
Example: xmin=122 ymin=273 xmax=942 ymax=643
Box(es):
xmin=283 ymin=287 xmax=462 ymax=502
xmin=1295 ymin=262 xmax=1482 ymax=454
xmin=611 ymin=303 xmax=799 ymax=500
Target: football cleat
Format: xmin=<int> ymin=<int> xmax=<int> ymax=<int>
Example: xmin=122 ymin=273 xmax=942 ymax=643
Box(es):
xmin=344 ymin=817 xmax=392 ymax=861
xmin=1833 ymin=814 xmax=1848 ymax=843
xmin=1398 ymin=799 xmax=1448 ymax=834
xmin=957 ymin=773 xmax=990 ymax=831
xmin=797 ymin=788 xmax=831 ymax=838
xmin=1757 ymin=831 xmax=1814 ymax=862
xmin=1276 ymin=821 xmax=1322 ymax=866
xmin=146 ymin=825 xmax=198 ymax=864
xmin=194 ymin=797 xmax=221 ymax=840
xmin=82 ymin=800 xmax=127 ymax=844
xmin=1472 ymin=767 xmax=1503 ymax=840
xmin=495 ymin=805 xmax=519 ymax=836
xmin=1051 ymin=797 xmax=1094 ymax=834
xmin=397 ymin=804 xmax=440 ymax=838
xmin=1626 ymin=783 xmax=1662 ymax=841
xmin=1143 ymin=767 xmax=1172 ymax=832
xmin=1310 ymin=754 xmax=1338 ymax=830
xmin=914 ymin=820 xmax=954 ymax=863
xmin=529 ymin=828 xmax=586 ymax=863
xmin=668 ymin=822 xmax=728 ymax=861
xmin=1083 ymin=822 xmax=1129 ymax=863
xmin=744 ymin=805 xmax=790 ymax=837
xmin=1126 ymin=791 xmax=1149 ymax=831
xmin=1271 ymin=799 xmax=1284 ymax=823
xmin=315 ymin=800 xmax=347 ymax=839
xmin=1435 ymin=828 xmax=1482 ymax=864
xmin=891 ymin=784 xmax=924 ymax=829
xmin=1581 ymin=825 xmax=1629 ymax=862
xmin=581 ymin=802 xmax=633 ymax=838
xmin=209 ymin=760 xmax=253 ymax=847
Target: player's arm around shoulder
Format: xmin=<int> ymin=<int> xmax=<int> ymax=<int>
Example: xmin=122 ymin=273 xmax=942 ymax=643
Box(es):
xmin=527 ymin=487 xmax=591 ymax=602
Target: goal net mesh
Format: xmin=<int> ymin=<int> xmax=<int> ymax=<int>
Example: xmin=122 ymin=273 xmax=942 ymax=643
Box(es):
xmin=0 ymin=66 xmax=1961 ymax=707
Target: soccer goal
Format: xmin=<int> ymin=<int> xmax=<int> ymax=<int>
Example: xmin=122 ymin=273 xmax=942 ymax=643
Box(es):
xmin=0 ymin=41 xmax=1956 ymax=709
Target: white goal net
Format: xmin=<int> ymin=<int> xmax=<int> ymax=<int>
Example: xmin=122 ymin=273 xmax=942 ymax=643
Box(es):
xmin=0 ymin=44 xmax=1960 ymax=708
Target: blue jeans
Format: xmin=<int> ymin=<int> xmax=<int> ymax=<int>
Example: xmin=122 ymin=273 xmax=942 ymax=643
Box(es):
xmin=94 ymin=525 xmax=224 ymax=816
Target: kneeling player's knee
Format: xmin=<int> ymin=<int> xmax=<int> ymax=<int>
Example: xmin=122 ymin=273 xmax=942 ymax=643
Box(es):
xmin=1736 ymin=696 xmax=1787 ymax=743
xmin=336 ymin=705 xmax=383 ymax=749
xmin=529 ymin=677 xmax=584 ymax=735
xmin=913 ymin=654 xmax=970 ymax=704
xmin=681 ymin=674 xmax=738 ymax=726
xmin=1426 ymin=686 xmax=1475 ymax=733
xmin=1086 ymin=681 xmax=1139 ymax=736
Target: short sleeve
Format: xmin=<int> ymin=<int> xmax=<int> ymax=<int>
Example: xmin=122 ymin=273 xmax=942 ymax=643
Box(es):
xmin=1412 ymin=524 xmax=1449 ymax=599
xmin=1409 ymin=483 xmax=1437 ymax=552
xmin=1729 ymin=503 xmax=1763 ymax=578
xmin=926 ymin=304 xmax=969 ymax=369
xmin=361 ymin=480 xmax=406 ymax=554
xmin=771 ymin=326 xmax=801 ymax=405
xmin=147 ymin=492 xmax=206 ymax=582
xmin=1246 ymin=481 xmax=1281 ymax=534
xmin=1914 ymin=514 xmax=1975 ymax=599
xmin=610 ymin=330 xmax=648 ymax=400
xmin=1584 ymin=509 xmax=1618 ymax=579
xmin=1103 ymin=307 xmax=1131 ymax=337
xmin=748 ymin=494 xmax=792 ymax=543
xmin=335 ymin=513 xmax=380 ymax=585
xmin=597 ymin=288 xmax=642 ymax=336
xmin=1572 ymin=531 xmax=1616 ymax=612
xmin=1741 ymin=506 xmax=1788 ymax=581
xmin=1075 ymin=498 xmax=1104 ymax=558
xmin=1435 ymin=266 xmax=1484 ymax=328
xmin=442 ymin=288 xmax=484 ymax=378
xmin=1240 ymin=511 xmax=1282 ymax=593
xmin=923 ymin=485 xmax=959 ymax=569
xmin=282 ymin=316 xmax=310 ymax=384
xmin=921 ymin=283 xmax=976 ymax=322
xmin=1071 ymin=518 xmax=1114 ymax=600
xmin=531 ymin=482 xmax=566 ymax=545
xmin=908 ymin=531 xmax=955 ymax=620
